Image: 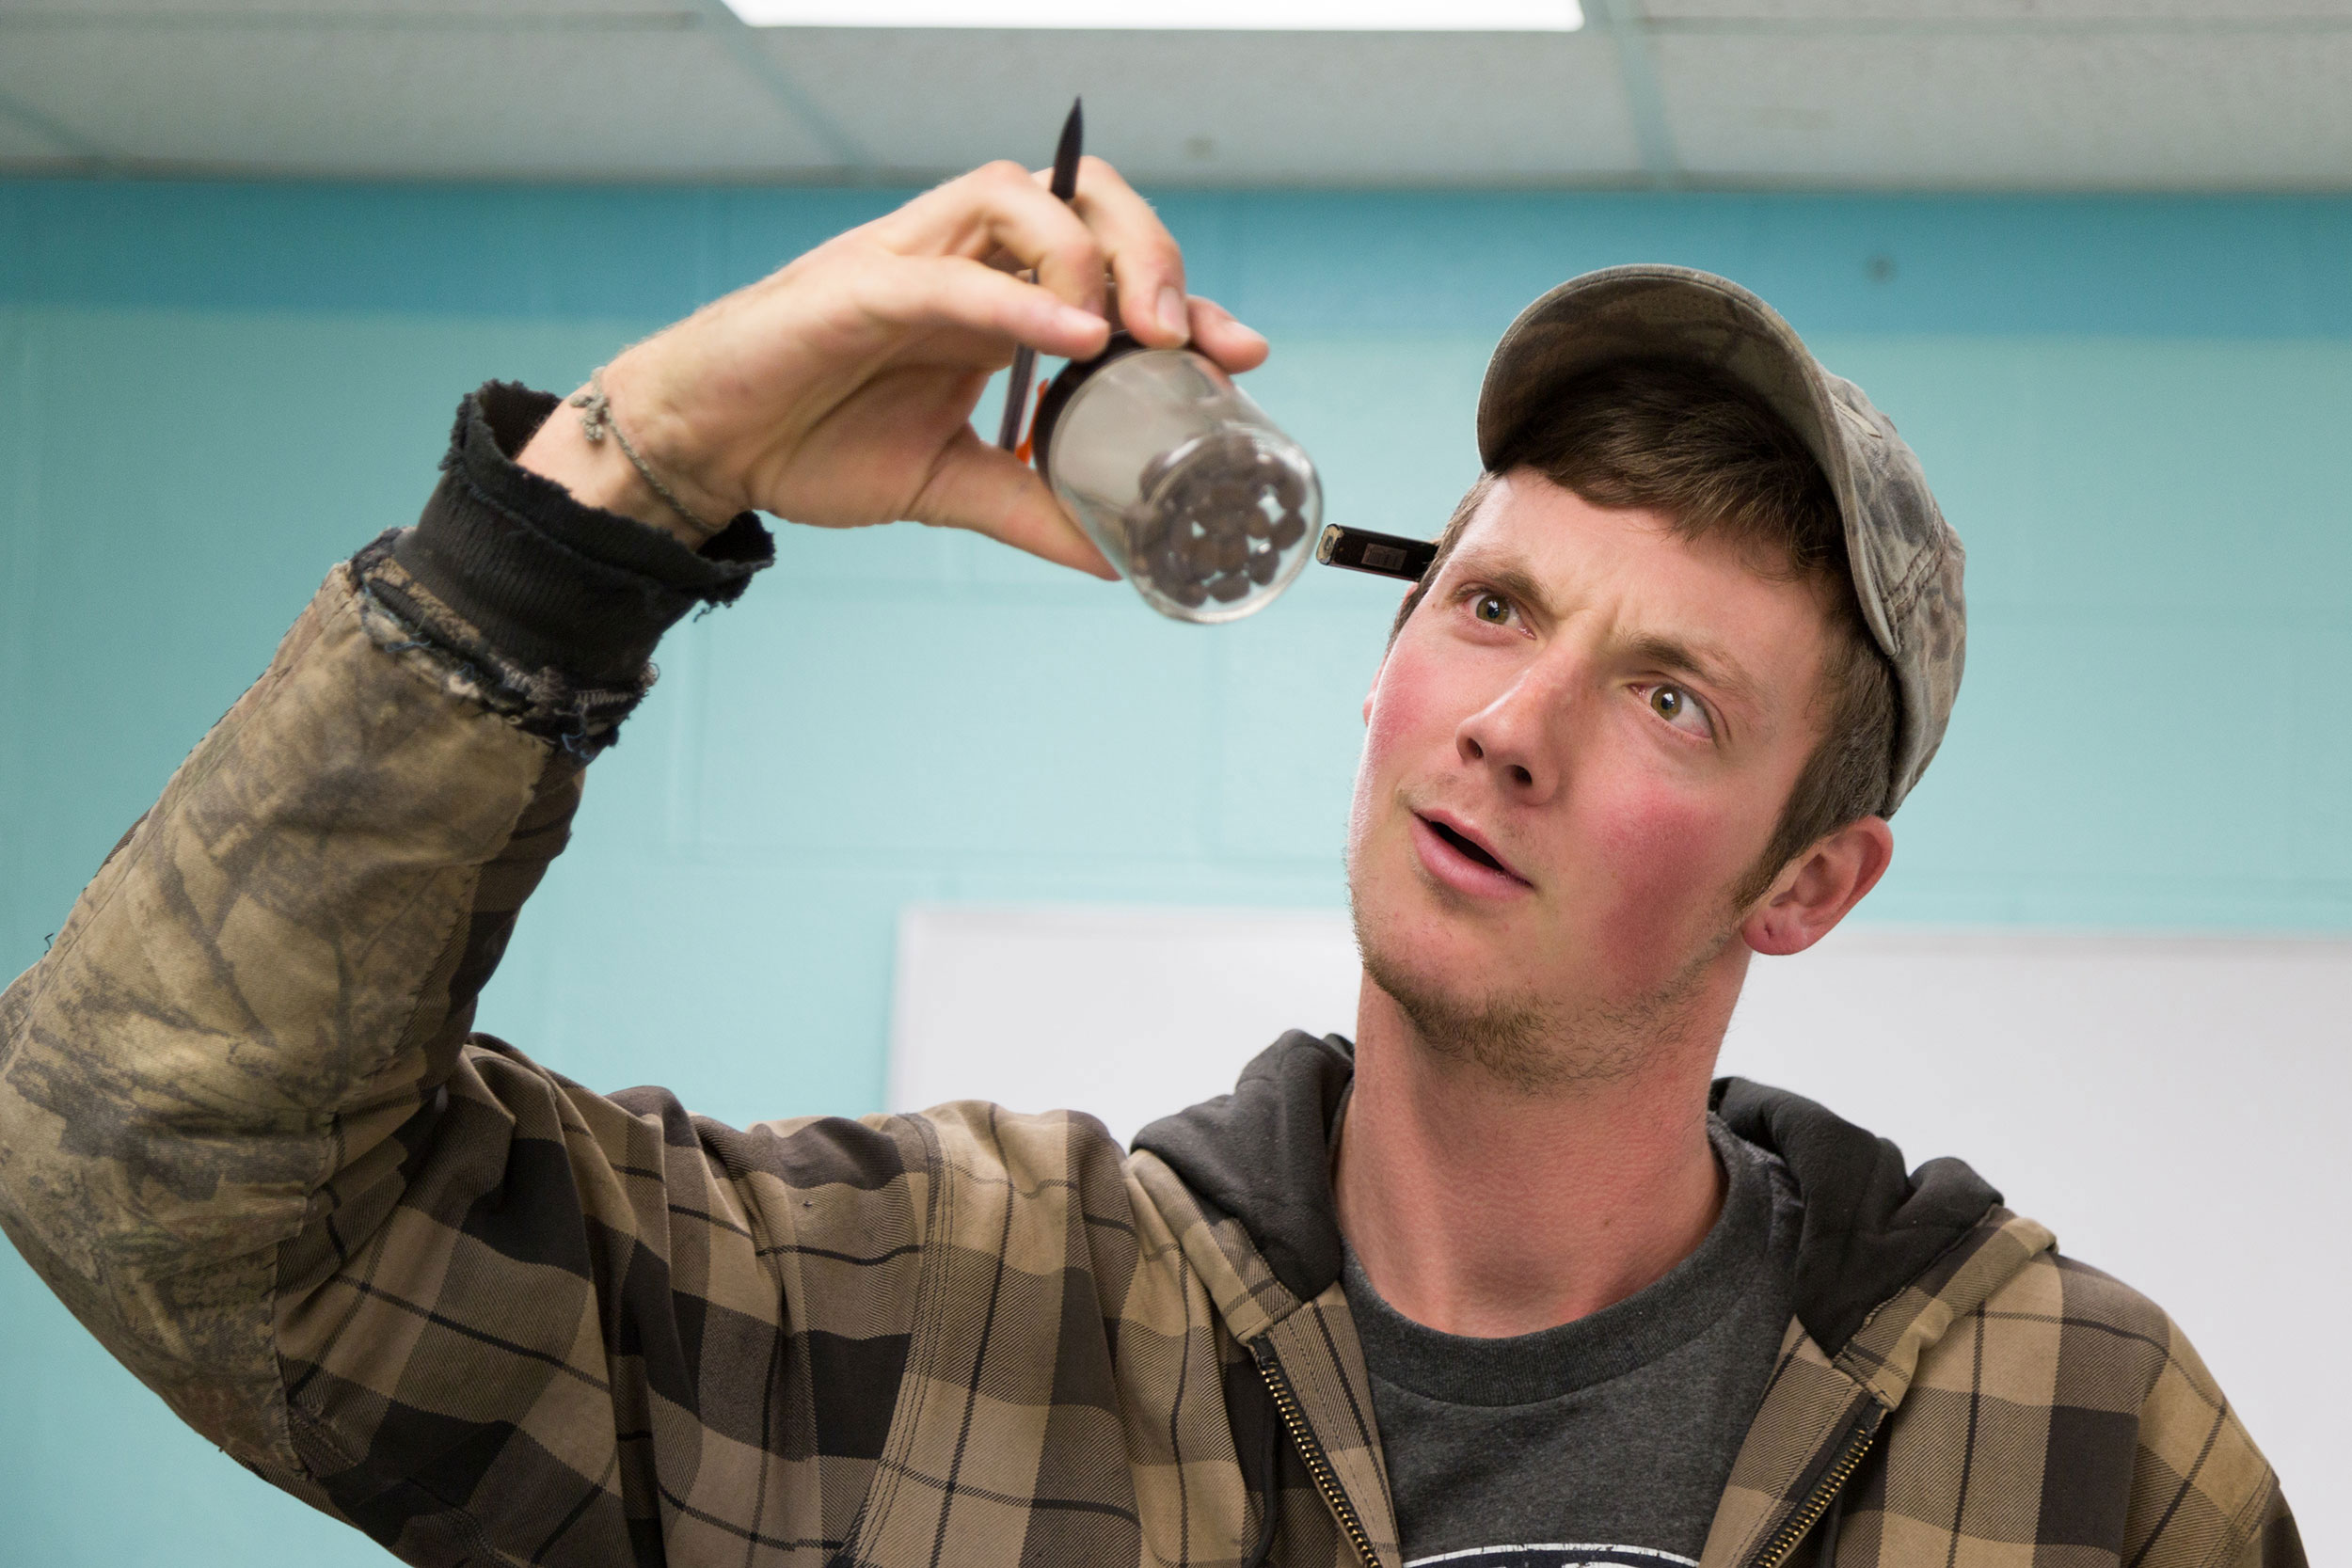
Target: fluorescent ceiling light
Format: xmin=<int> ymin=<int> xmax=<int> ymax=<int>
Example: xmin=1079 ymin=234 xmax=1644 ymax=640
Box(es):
xmin=723 ymin=1 xmax=1582 ymax=28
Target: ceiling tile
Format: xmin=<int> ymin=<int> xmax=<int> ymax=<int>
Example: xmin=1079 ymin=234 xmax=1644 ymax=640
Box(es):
xmin=1639 ymin=1 xmax=2352 ymax=19
xmin=755 ymin=29 xmax=1645 ymax=184
xmin=1655 ymin=28 xmax=2352 ymax=186
xmin=0 ymin=9 xmax=2344 ymax=188
xmin=0 ymin=20 xmax=838 ymax=177
xmin=3 ymin=2 xmax=682 ymax=18
xmin=0 ymin=111 xmax=80 ymax=165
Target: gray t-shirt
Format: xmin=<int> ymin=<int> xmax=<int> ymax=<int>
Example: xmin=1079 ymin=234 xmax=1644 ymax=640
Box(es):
xmin=1342 ymin=1118 xmax=1802 ymax=1568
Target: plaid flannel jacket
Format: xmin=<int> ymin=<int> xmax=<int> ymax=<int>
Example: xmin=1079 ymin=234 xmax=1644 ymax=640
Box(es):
xmin=0 ymin=391 xmax=2305 ymax=1568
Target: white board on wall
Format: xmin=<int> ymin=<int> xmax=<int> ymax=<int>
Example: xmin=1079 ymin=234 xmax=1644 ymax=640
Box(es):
xmin=889 ymin=905 xmax=2349 ymax=1555
xmin=889 ymin=904 xmax=1364 ymax=1145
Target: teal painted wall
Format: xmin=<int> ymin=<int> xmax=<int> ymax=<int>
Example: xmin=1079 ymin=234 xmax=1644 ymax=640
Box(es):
xmin=4 ymin=182 xmax=2351 ymax=1563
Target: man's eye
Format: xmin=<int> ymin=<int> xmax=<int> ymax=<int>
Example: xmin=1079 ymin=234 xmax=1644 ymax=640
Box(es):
xmin=1646 ymin=684 xmax=1713 ymax=738
xmin=1471 ymin=593 xmax=1512 ymax=625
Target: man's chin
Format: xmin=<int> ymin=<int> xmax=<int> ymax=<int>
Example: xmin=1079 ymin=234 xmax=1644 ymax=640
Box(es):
xmin=1349 ymin=893 xmax=1571 ymax=1092
xmin=1349 ymin=881 xmax=1730 ymax=1097
xmin=1357 ymin=937 xmax=1581 ymax=1095
xmin=1350 ymin=848 xmax=1538 ymax=972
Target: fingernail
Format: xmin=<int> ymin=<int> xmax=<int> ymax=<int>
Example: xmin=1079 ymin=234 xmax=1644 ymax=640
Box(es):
xmin=1157 ymin=285 xmax=1190 ymax=342
xmin=1057 ymin=303 xmax=1104 ymax=336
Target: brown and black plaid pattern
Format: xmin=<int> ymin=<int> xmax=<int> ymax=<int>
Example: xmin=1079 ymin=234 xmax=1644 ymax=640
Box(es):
xmin=1704 ymin=1212 xmax=2301 ymax=1568
xmin=0 ymin=564 xmax=2302 ymax=1568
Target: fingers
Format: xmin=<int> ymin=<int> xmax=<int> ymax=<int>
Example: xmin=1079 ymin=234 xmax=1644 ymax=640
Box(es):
xmin=1057 ymin=156 xmax=1192 ymax=349
xmin=911 ymin=426 xmax=1120 ymax=579
xmin=863 ymin=254 xmax=1110 ymax=364
xmin=1186 ymin=295 xmax=1270 ymax=373
xmin=877 ymin=162 xmax=1111 ymax=318
xmin=865 ymin=160 xmax=1266 ymax=368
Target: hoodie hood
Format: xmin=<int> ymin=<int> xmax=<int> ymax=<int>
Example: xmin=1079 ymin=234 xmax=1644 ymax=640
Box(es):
xmin=1135 ymin=1030 xmax=2009 ymax=1360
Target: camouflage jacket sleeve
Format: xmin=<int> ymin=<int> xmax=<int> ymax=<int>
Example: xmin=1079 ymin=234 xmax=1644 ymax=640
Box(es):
xmin=0 ymin=385 xmax=911 ymax=1563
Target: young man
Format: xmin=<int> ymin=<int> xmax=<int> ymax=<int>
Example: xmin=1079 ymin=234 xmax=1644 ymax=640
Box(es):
xmin=0 ymin=160 xmax=2300 ymax=1568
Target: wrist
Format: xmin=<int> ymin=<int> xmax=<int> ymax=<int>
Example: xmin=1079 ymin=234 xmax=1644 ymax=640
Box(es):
xmin=516 ymin=367 xmax=740 ymax=549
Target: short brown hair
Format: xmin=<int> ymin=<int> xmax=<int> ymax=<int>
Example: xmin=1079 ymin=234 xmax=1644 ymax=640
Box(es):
xmin=1391 ymin=359 xmax=1899 ymax=906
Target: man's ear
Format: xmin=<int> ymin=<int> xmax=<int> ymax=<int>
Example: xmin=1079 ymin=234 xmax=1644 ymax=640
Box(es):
xmin=1740 ymin=816 xmax=1895 ymax=958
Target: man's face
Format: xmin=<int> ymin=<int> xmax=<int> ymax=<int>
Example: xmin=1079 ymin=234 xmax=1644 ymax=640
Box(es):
xmin=1345 ymin=471 xmax=1836 ymax=1085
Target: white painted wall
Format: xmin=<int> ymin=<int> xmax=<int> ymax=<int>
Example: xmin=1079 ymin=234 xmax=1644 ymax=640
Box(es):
xmin=891 ymin=906 xmax=2349 ymax=1555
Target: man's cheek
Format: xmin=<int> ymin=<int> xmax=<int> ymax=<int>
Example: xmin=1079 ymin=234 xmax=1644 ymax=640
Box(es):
xmin=1351 ymin=668 xmax=1451 ymax=893
xmin=1360 ymin=650 xmax=1454 ymax=770
xmin=1581 ymin=784 xmax=1732 ymax=974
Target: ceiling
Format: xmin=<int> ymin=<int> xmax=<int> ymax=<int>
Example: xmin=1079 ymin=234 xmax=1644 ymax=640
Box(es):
xmin=3 ymin=1 xmax=2351 ymax=189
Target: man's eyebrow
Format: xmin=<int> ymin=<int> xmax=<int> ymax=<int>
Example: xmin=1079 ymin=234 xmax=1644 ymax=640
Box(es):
xmin=1624 ymin=632 xmax=1764 ymax=714
xmin=1445 ymin=549 xmax=1561 ymax=622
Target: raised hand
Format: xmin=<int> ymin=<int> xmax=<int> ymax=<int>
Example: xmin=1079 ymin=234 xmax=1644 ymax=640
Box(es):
xmin=519 ymin=157 xmax=1269 ymax=576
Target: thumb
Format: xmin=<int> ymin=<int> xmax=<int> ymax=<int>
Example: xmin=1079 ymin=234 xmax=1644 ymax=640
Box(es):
xmin=910 ymin=426 xmax=1120 ymax=580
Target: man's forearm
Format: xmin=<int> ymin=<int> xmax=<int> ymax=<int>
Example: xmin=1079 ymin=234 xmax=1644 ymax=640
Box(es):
xmin=0 ymin=382 xmax=772 ymax=1472
xmin=0 ymin=560 xmax=564 ymax=1468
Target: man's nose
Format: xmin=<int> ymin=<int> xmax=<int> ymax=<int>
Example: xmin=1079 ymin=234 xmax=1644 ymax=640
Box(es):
xmin=1454 ymin=657 xmax=1580 ymax=804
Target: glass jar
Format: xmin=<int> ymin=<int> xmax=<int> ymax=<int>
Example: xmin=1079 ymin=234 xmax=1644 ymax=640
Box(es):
xmin=1032 ymin=335 xmax=1323 ymax=625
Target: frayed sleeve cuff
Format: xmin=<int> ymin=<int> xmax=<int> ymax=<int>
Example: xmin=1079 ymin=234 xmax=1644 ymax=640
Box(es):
xmin=383 ymin=380 xmax=773 ymax=691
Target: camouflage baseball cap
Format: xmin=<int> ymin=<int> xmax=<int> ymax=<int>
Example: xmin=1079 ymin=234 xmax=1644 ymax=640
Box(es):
xmin=1477 ymin=264 xmax=1965 ymax=816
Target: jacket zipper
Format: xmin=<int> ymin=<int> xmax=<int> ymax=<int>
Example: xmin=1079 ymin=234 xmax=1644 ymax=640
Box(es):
xmin=1745 ymin=1405 xmax=1883 ymax=1568
xmin=1250 ymin=1338 xmax=1382 ymax=1568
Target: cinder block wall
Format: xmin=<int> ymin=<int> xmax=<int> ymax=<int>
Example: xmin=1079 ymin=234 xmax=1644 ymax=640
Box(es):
xmin=3 ymin=182 xmax=2349 ymax=1565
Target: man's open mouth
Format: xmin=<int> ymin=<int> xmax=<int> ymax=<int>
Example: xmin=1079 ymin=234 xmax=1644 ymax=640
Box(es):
xmin=1422 ymin=815 xmax=1518 ymax=879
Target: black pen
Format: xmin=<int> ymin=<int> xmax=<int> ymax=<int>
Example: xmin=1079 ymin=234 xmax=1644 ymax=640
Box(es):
xmin=996 ymin=99 xmax=1085 ymax=452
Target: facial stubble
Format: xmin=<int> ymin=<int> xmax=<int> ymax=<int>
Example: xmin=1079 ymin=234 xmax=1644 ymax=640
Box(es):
xmin=1351 ymin=879 xmax=1740 ymax=1098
